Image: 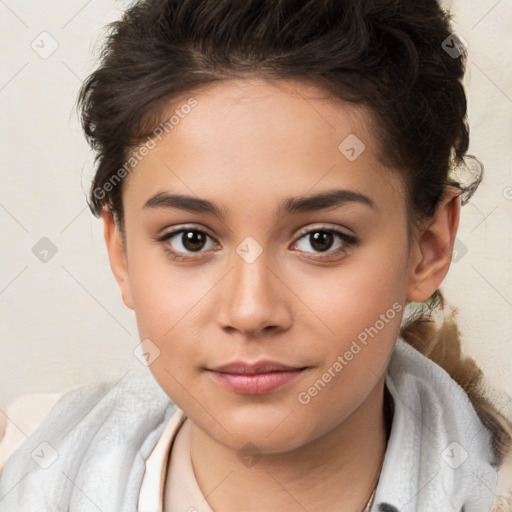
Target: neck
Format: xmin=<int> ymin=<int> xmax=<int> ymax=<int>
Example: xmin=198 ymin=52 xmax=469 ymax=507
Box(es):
xmin=189 ymin=381 xmax=390 ymax=512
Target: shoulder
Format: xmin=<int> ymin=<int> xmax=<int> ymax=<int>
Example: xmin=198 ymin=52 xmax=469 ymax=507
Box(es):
xmin=0 ymin=391 xmax=64 ymax=475
xmin=381 ymin=337 xmax=505 ymax=510
xmin=0 ymin=367 xmax=175 ymax=511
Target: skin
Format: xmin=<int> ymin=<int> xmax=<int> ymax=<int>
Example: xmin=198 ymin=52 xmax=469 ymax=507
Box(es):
xmin=102 ymin=78 xmax=460 ymax=511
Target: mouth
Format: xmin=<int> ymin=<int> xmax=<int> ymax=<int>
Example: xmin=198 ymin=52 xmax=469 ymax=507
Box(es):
xmin=206 ymin=360 xmax=310 ymax=395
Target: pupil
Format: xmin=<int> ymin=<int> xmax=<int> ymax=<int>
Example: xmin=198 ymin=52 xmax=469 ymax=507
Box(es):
xmin=311 ymin=231 xmax=333 ymax=252
xmin=183 ymin=231 xmax=205 ymax=251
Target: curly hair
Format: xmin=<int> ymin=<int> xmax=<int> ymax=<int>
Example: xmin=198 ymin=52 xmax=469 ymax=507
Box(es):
xmin=77 ymin=0 xmax=512 ymax=464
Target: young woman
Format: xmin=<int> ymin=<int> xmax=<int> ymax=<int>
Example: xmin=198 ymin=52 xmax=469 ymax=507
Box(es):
xmin=1 ymin=0 xmax=511 ymax=511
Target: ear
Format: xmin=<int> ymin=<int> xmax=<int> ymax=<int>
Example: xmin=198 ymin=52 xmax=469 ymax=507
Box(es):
xmin=406 ymin=188 xmax=461 ymax=303
xmin=101 ymin=208 xmax=135 ymax=310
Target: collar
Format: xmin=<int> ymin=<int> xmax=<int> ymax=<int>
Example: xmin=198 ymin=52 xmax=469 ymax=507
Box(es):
xmin=138 ymin=405 xmax=186 ymax=512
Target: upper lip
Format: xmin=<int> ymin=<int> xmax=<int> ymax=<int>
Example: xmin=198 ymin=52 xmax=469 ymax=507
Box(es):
xmin=209 ymin=360 xmax=306 ymax=375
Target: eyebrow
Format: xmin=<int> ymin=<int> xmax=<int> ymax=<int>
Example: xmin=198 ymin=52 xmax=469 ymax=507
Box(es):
xmin=142 ymin=188 xmax=376 ymax=219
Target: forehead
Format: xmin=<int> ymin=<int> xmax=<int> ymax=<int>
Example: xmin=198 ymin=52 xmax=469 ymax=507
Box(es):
xmin=154 ymin=77 xmax=378 ymax=158
xmin=123 ymin=78 xmax=405 ymax=215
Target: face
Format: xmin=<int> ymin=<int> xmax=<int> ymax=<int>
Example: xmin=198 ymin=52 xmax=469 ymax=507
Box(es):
xmin=105 ymin=78 xmax=435 ymax=454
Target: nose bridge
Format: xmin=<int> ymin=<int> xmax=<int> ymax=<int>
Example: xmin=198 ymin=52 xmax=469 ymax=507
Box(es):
xmin=218 ymin=241 xmax=289 ymax=335
xmin=233 ymin=248 xmax=271 ymax=301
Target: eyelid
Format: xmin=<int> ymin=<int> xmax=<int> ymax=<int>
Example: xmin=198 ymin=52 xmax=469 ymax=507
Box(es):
xmin=294 ymin=223 xmax=356 ymax=240
xmin=291 ymin=225 xmax=358 ymax=258
xmin=155 ymin=223 xmax=358 ymax=260
xmin=156 ymin=223 xmax=217 ymax=241
xmin=156 ymin=223 xmax=355 ymax=243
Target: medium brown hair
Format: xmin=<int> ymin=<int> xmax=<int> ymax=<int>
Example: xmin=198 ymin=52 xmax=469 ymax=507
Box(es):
xmin=77 ymin=0 xmax=512 ymax=464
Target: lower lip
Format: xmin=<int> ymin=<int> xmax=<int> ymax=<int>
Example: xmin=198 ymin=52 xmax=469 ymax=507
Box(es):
xmin=208 ymin=369 xmax=306 ymax=395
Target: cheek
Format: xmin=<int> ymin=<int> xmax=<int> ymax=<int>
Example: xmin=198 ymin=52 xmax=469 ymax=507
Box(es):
xmin=129 ymin=264 xmax=207 ymax=410
xmin=125 ymin=250 xmax=207 ymax=390
xmin=291 ymin=244 xmax=406 ymax=403
xmin=295 ymin=245 xmax=407 ymax=341
xmin=127 ymin=240 xmax=207 ymax=338
xmin=292 ymin=299 xmax=402 ymax=447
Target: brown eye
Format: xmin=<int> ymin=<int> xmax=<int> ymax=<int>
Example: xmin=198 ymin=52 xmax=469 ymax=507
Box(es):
xmin=292 ymin=227 xmax=357 ymax=259
xmin=157 ymin=227 xmax=218 ymax=259
xmin=309 ymin=231 xmax=335 ymax=252
xmin=180 ymin=230 xmax=208 ymax=252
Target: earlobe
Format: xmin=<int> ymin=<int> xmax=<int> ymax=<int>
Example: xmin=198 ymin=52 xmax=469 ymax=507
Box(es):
xmin=406 ymin=188 xmax=461 ymax=303
xmin=101 ymin=208 xmax=135 ymax=310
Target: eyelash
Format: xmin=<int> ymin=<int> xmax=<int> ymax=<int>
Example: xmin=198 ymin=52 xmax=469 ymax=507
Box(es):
xmin=155 ymin=225 xmax=358 ymax=262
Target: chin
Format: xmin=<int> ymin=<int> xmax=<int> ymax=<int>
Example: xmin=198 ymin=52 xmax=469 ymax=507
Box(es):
xmin=196 ymin=401 xmax=321 ymax=453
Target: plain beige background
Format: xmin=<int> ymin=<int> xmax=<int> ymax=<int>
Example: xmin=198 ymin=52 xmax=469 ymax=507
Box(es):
xmin=0 ymin=0 xmax=511 ymax=420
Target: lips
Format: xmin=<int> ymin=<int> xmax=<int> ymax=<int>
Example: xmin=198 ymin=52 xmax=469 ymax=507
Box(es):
xmin=207 ymin=360 xmax=309 ymax=395
xmin=211 ymin=360 xmax=303 ymax=375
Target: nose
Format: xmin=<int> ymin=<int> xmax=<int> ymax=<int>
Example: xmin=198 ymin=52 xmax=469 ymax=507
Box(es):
xmin=217 ymin=249 xmax=292 ymax=339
